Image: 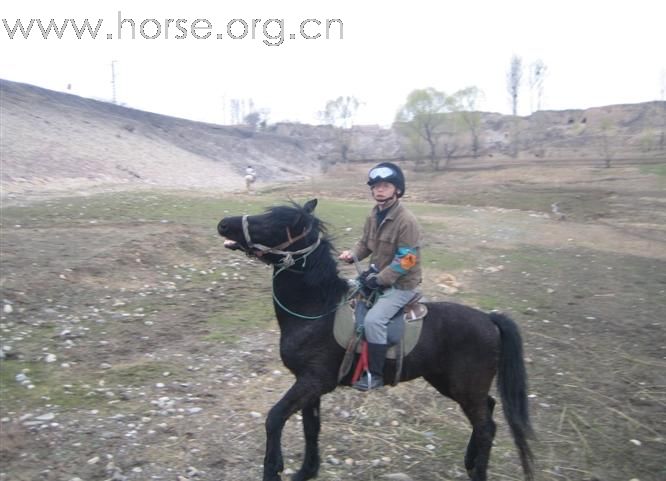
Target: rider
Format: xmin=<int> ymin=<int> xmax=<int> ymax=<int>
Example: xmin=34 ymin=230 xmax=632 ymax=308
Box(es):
xmin=339 ymin=162 xmax=422 ymax=390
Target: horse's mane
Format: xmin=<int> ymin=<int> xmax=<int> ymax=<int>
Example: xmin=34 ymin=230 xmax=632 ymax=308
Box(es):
xmin=267 ymin=202 xmax=349 ymax=308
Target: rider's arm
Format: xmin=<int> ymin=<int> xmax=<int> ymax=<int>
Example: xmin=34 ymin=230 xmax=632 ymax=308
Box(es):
xmin=376 ymin=220 xmax=420 ymax=286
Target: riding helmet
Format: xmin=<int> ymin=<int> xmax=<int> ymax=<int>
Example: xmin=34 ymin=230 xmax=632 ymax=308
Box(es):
xmin=367 ymin=162 xmax=406 ymax=198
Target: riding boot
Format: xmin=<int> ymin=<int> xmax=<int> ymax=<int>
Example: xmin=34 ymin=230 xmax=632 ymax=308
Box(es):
xmin=353 ymin=342 xmax=388 ymax=391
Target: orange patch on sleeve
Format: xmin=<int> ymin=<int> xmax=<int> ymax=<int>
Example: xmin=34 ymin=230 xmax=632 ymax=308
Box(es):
xmin=400 ymin=253 xmax=417 ymax=270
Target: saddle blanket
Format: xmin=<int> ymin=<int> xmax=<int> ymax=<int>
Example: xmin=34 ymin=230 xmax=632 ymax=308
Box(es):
xmin=333 ymin=301 xmax=427 ymax=359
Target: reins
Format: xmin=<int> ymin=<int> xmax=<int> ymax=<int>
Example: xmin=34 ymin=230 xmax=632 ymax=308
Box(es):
xmin=271 ymin=246 xmax=353 ymax=321
xmin=271 ymin=282 xmax=351 ymax=320
xmin=241 ymin=214 xmax=356 ymax=320
xmin=272 ymin=268 xmax=361 ymax=320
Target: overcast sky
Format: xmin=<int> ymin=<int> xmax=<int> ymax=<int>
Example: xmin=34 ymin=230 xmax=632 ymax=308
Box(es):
xmin=1 ymin=0 xmax=664 ymax=126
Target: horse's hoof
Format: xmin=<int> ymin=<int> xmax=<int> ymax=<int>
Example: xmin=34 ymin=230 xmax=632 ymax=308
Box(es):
xmin=292 ymin=470 xmax=318 ymax=481
xmin=292 ymin=456 xmax=320 ymax=480
xmin=263 ymin=469 xmax=282 ymax=481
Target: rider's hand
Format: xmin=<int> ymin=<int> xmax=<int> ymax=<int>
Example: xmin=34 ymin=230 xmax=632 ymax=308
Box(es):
xmin=362 ymin=274 xmax=381 ymax=291
xmin=358 ymin=264 xmax=379 ymax=282
xmin=358 ymin=268 xmax=373 ymax=283
xmin=339 ymin=250 xmax=354 ymax=263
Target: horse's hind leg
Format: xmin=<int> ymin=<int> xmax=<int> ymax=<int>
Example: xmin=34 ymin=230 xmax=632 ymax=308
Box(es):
xmin=425 ymin=376 xmax=496 ymax=481
xmin=465 ymin=396 xmax=495 ymax=479
xmin=462 ymin=396 xmax=496 ymax=481
xmin=293 ymin=397 xmax=321 ymax=481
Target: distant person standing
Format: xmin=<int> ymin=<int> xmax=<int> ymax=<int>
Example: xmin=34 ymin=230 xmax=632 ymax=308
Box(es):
xmin=245 ymin=165 xmax=257 ymax=193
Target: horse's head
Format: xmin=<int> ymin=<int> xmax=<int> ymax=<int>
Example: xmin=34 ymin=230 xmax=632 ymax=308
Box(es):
xmin=218 ymin=199 xmax=321 ymax=265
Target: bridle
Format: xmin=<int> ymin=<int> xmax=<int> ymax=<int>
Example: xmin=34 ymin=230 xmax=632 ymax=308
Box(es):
xmin=241 ymin=215 xmax=322 ymax=268
xmin=240 ymin=214 xmax=350 ymax=320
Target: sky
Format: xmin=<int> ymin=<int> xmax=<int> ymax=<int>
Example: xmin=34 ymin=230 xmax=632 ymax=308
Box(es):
xmin=1 ymin=0 xmax=665 ymax=127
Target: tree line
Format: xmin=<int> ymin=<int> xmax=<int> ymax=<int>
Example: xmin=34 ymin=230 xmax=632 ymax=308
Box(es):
xmin=319 ymin=56 xmax=552 ymax=170
xmin=226 ymin=55 xmax=663 ymax=169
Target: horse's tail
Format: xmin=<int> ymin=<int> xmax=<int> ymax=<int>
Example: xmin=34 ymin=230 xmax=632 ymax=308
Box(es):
xmin=489 ymin=312 xmax=535 ymax=481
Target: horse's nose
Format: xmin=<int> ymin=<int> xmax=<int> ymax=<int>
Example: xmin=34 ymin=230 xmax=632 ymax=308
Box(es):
xmin=217 ymin=218 xmax=229 ymax=236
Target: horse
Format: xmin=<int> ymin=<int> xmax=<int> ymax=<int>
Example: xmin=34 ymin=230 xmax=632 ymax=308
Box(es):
xmin=217 ymin=199 xmax=534 ymax=481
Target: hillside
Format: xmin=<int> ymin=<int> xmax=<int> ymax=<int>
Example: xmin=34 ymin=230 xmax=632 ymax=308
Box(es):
xmin=0 ymin=79 xmax=322 ymax=196
xmin=1 ymin=79 xmax=664 ymax=198
xmin=272 ymin=102 xmax=666 ymax=163
xmin=484 ymin=102 xmax=666 ymax=159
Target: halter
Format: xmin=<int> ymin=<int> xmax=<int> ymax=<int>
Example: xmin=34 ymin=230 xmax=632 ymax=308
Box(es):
xmin=241 ymin=215 xmax=322 ymax=268
xmin=240 ymin=214 xmax=356 ymax=320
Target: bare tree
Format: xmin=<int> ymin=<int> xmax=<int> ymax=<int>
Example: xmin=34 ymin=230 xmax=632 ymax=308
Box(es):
xmin=395 ymin=88 xmax=454 ymax=170
xmin=599 ymin=118 xmax=614 ymax=168
xmin=506 ymin=56 xmax=523 ymax=158
xmin=230 ymin=99 xmax=241 ymax=124
xmin=244 ymin=112 xmax=261 ymax=129
xmin=320 ymin=96 xmax=360 ymax=164
xmin=529 ymin=59 xmax=547 ymax=113
xmin=228 ymin=98 xmax=256 ymax=125
xmin=321 ymin=96 xmax=359 ymax=129
xmin=440 ymin=114 xmax=463 ymax=168
xmin=243 ymin=112 xmax=266 ymax=130
xmin=507 ymin=55 xmax=523 ymax=116
xmin=453 ymin=86 xmax=484 ymax=158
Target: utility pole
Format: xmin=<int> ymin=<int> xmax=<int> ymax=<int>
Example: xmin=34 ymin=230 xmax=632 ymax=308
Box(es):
xmin=659 ymin=69 xmax=666 ymax=152
xmin=111 ymin=60 xmax=118 ymax=104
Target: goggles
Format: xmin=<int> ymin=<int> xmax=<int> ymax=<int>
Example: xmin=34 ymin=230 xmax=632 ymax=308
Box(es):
xmin=368 ymin=166 xmax=396 ymax=180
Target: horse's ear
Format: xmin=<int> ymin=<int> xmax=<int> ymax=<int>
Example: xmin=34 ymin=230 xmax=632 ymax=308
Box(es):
xmin=303 ymin=199 xmax=318 ymax=213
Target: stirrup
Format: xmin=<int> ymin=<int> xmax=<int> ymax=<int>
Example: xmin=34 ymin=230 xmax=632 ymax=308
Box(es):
xmin=352 ymin=372 xmax=384 ymax=391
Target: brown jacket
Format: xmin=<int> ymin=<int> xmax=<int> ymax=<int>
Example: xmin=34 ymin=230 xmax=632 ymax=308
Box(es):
xmin=352 ymin=200 xmax=422 ymax=290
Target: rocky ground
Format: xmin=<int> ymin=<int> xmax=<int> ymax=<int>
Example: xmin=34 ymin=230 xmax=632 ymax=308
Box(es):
xmin=1 ymin=163 xmax=665 ymax=481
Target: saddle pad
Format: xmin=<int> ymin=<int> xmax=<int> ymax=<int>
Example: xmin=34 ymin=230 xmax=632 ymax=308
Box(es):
xmin=333 ymin=303 xmax=426 ymax=359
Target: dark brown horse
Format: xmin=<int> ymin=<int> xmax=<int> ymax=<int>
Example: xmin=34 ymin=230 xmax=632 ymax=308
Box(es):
xmin=218 ymin=199 xmax=534 ymax=481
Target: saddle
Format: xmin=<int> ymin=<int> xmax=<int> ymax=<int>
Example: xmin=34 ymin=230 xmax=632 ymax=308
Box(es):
xmin=334 ymin=293 xmax=428 ymax=385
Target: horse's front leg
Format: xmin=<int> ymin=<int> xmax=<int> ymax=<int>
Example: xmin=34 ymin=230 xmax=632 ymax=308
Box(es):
xmin=263 ymin=381 xmax=318 ymax=481
xmin=293 ymin=396 xmax=321 ymax=481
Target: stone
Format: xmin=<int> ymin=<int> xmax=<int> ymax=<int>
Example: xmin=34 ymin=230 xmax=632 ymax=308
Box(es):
xmin=382 ymin=474 xmax=414 ymax=481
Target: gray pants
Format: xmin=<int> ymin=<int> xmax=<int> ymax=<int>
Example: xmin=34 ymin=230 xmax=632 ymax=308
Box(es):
xmin=355 ymin=288 xmax=417 ymax=344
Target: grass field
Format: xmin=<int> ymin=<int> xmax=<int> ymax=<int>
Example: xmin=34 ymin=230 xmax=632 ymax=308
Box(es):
xmin=1 ymin=162 xmax=665 ymax=481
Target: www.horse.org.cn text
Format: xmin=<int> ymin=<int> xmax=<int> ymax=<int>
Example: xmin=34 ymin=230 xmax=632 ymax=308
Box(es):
xmin=2 ymin=12 xmax=344 ymax=46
